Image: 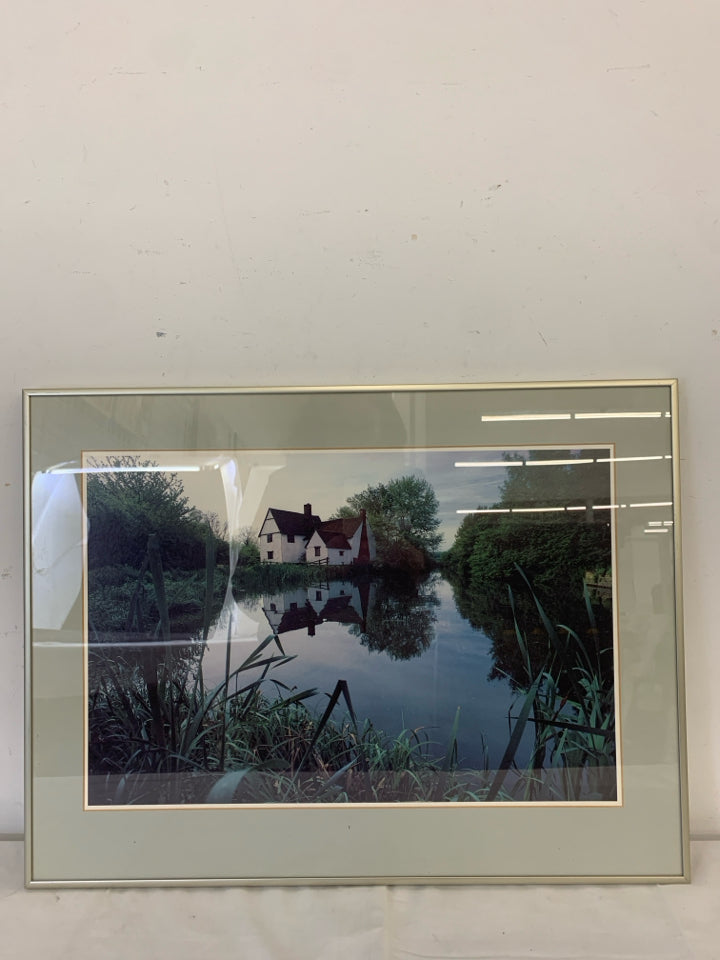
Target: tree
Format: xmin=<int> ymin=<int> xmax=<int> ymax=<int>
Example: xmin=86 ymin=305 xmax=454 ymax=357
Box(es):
xmin=233 ymin=526 xmax=261 ymax=566
xmin=337 ymin=474 xmax=441 ymax=569
xmin=497 ymin=449 xmax=611 ymax=515
xmin=446 ymin=450 xmax=612 ymax=588
xmin=86 ymin=456 xmax=210 ymax=570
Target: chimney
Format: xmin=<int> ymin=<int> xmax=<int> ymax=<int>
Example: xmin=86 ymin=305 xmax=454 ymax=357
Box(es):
xmin=304 ymin=503 xmax=312 ymax=518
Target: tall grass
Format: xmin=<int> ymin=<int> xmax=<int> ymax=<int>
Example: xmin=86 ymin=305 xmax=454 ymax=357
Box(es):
xmin=88 ymin=647 xmax=503 ymax=804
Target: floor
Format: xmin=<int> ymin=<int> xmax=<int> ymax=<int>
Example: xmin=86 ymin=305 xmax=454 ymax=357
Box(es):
xmin=1 ymin=841 xmax=718 ymax=959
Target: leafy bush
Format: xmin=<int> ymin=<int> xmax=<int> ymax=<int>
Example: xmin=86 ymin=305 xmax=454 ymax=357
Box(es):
xmin=447 ymin=516 xmax=611 ymax=588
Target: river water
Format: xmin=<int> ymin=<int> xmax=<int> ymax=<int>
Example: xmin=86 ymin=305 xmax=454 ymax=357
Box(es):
xmin=201 ymin=574 xmax=532 ymax=771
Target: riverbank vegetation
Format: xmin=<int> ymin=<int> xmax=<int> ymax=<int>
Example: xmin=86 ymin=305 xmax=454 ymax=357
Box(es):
xmin=440 ymin=450 xmax=614 ymax=709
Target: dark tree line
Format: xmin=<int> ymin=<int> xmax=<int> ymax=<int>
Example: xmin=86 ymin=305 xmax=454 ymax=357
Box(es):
xmin=446 ymin=450 xmax=612 ymax=589
xmin=86 ymin=457 xmax=227 ymax=571
xmin=444 ymin=450 xmax=614 ymax=693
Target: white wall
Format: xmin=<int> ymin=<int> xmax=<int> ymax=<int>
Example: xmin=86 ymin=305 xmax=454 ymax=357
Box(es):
xmin=2 ymin=0 xmax=719 ymax=838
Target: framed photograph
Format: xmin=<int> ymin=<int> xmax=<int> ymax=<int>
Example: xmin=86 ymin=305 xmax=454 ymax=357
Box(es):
xmin=24 ymin=381 xmax=689 ymax=886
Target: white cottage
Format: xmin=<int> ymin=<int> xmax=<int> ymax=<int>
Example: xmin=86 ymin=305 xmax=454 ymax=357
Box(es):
xmin=257 ymin=503 xmax=320 ymax=563
xmin=305 ymin=511 xmax=376 ymax=566
xmin=258 ymin=503 xmax=376 ymax=566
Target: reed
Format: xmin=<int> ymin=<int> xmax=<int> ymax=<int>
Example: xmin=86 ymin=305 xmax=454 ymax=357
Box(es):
xmin=487 ymin=566 xmax=616 ymax=802
xmin=88 ymin=653 xmax=500 ymax=804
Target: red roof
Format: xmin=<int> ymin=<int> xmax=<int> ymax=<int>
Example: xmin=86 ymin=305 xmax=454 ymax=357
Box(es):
xmin=315 ymin=530 xmax=352 ymax=550
xmin=318 ymin=516 xmax=362 ymax=537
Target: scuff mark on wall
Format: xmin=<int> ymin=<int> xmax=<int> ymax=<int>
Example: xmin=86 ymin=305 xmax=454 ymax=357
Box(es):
xmin=606 ymin=63 xmax=650 ymax=72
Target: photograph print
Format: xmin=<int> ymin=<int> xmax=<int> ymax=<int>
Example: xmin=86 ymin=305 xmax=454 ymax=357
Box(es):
xmin=84 ymin=445 xmax=618 ymax=808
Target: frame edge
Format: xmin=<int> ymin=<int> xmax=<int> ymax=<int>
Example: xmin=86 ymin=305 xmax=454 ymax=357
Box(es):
xmin=22 ymin=390 xmax=34 ymax=887
xmin=670 ymin=380 xmax=692 ymax=882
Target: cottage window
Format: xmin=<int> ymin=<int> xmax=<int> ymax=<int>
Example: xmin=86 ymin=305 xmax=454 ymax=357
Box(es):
xmin=267 ymin=551 xmax=274 ymax=560
xmin=315 ymin=591 xmax=322 ymax=601
xmin=290 ymin=602 xmax=297 ymax=610
xmin=270 ymin=603 xmax=277 ymax=612
xmin=287 ymin=534 xmax=295 ymax=543
xmin=314 ymin=546 xmax=321 ymax=557
xmin=339 ymin=550 xmax=344 ymax=556
xmin=266 ymin=534 xmax=272 ymax=543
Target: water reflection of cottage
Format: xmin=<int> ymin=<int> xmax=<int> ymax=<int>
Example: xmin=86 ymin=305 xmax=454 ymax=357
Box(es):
xmin=258 ymin=503 xmax=376 ymax=565
xmin=262 ymin=581 xmax=375 ymax=638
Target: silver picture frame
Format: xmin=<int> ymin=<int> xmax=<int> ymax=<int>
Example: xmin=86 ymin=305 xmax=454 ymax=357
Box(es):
xmin=23 ymin=381 xmax=689 ymax=886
